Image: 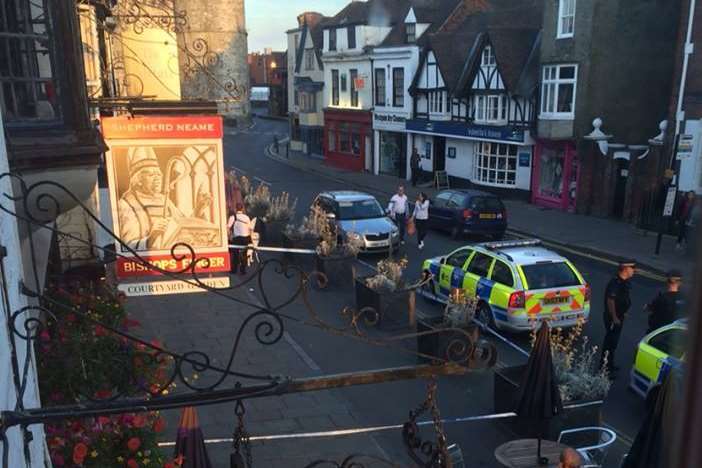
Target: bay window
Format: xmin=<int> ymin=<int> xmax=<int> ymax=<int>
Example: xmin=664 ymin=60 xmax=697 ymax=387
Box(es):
xmin=540 ymin=64 xmax=577 ymax=119
xmin=474 ymin=142 xmax=518 ymax=186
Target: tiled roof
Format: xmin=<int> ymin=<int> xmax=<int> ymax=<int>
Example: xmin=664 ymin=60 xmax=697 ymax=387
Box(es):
xmin=378 ymin=0 xmax=462 ymax=47
xmin=324 ymin=0 xmax=411 ymax=28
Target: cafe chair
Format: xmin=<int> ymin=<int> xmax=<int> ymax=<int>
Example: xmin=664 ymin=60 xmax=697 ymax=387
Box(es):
xmin=557 ymin=426 xmax=617 ymax=467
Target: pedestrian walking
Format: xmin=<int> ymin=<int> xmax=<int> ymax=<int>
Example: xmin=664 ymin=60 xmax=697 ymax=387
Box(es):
xmin=388 ymin=185 xmax=409 ymax=244
xmin=410 ymin=148 xmax=421 ymax=187
xmin=228 ymin=204 xmax=252 ymax=275
xmin=412 ymin=192 xmax=430 ymax=250
xmin=675 ymin=191 xmax=696 ymax=249
xmin=645 ymin=270 xmax=685 ymax=334
xmin=600 ymin=259 xmax=636 ymax=374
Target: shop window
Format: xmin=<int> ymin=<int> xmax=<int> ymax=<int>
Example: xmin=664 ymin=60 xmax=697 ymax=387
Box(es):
xmin=537 ymin=146 xmax=566 ymax=199
xmin=474 ymin=142 xmax=518 ymax=186
xmin=392 ymin=68 xmax=404 ymax=107
xmin=351 ymin=126 xmax=361 ymax=155
xmin=1 ymin=0 xmax=59 ymax=122
xmin=331 ymin=69 xmax=339 ymax=105
xmin=540 ymin=64 xmax=577 ymax=119
xmin=375 ymin=68 xmax=386 ymax=106
xmin=339 ymin=123 xmax=350 ymax=153
xmin=350 ymin=69 xmax=358 ymax=107
xmin=328 ymin=126 xmax=336 ymax=151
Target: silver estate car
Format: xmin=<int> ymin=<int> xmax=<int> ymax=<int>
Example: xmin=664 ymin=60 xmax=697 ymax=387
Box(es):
xmin=312 ymin=191 xmax=399 ymax=253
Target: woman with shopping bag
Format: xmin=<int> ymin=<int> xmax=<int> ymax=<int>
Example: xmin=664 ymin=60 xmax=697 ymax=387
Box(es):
xmin=411 ymin=192 xmax=430 ymax=250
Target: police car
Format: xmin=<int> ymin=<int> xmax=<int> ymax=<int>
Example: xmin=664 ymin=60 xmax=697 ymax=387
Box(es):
xmin=421 ymin=239 xmax=590 ymax=332
xmin=629 ymin=319 xmax=687 ymax=398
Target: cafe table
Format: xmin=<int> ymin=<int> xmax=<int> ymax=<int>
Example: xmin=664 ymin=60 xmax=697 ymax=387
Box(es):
xmin=494 ymin=438 xmax=570 ymax=468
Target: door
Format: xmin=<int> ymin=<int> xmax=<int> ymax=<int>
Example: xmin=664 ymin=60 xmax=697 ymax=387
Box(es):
xmin=613 ymin=157 xmax=629 ymax=217
xmin=429 ymin=191 xmax=454 ymax=230
xmin=463 ymin=252 xmax=495 ymax=299
xmin=437 ymin=248 xmax=474 ymax=298
xmin=434 ymin=137 xmax=446 ymax=172
xmin=489 ymin=260 xmax=516 ymax=322
xmin=635 ymin=326 xmax=687 ymax=389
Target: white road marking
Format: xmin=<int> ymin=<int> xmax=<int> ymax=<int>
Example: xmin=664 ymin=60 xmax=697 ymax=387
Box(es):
xmin=283 ymin=331 xmax=321 ymax=372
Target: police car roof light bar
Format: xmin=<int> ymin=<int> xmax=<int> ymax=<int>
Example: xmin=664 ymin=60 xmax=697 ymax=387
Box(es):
xmin=483 ymin=239 xmax=542 ymax=250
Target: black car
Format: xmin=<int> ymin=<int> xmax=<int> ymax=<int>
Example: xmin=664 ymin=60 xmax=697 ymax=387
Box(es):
xmin=428 ymin=189 xmax=507 ymax=239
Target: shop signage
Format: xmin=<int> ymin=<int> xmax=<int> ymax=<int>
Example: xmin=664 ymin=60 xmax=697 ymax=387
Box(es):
xmin=118 ymin=276 xmax=231 ymax=297
xmin=406 ymin=119 xmax=525 ymax=144
xmin=518 ymin=152 xmax=531 ymax=167
xmin=677 ymin=134 xmax=694 ymax=160
xmin=663 ymin=186 xmax=678 ymax=217
xmin=102 ymin=115 xmax=231 ymax=280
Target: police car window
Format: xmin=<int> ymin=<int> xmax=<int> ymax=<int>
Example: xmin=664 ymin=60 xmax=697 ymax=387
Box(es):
xmin=491 ymin=261 xmax=514 ymax=287
xmin=446 ymin=249 xmax=472 ymax=268
xmin=467 ymin=253 xmax=493 ymax=277
xmin=448 ymin=193 xmax=467 ymax=208
xmin=649 ymin=328 xmax=687 ymax=360
xmin=521 ymin=262 xmax=579 ymax=289
xmin=433 ymin=191 xmax=453 ymax=208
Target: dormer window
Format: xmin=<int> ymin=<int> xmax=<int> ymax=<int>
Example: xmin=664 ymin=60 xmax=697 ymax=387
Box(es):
xmin=329 ymin=28 xmax=337 ymax=51
xmin=406 ymin=23 xmax=416 ymax=43
xmin=481 ymin=46 xmax=496 ymax=67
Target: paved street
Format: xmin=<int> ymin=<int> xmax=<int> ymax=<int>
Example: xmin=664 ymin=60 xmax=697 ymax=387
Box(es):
xmin=134 ymin=116 xmax=684 ymax=466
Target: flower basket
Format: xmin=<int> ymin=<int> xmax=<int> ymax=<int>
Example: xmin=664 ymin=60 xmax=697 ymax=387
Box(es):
xmin=316 ymin=253 xmax=355 ymax=289
xmin=354 ymin=276 xmax=415 ymax=331
xmin=494 ymin=365 xmax=603 ymax=439
xmin=281 ymin=232 xmax=318 ymax=271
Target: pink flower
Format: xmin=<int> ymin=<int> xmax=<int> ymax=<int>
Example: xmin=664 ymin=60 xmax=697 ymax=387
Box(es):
xmin=127 ymin=437 xmax=141 ymax=452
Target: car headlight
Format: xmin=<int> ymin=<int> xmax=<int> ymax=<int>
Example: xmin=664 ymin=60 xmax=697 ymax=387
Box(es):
xmin=349 ymin=232 xmax=362 ymax=240
xmin=391 ymin=228 xmax=399 ymax=238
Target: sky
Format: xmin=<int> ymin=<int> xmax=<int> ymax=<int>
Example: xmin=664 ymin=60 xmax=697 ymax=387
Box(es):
xmin=246 ymin=0 xmax=349 ymax=53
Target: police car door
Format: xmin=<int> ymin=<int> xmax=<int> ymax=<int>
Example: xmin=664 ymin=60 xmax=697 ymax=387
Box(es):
xmin=634 ymin=325 xmax=687 ymax=393
xmin=464 ymin=252 xmax=495 ymax=299
xmin=488 ymin=260 xmax=516 ymax=323
xmin=438 ymin=248 xmax=474 ymax=298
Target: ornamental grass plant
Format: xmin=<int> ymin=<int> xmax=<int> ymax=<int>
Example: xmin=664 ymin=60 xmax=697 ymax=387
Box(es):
xmin=365 ymin=258 xmax=408 ymax=292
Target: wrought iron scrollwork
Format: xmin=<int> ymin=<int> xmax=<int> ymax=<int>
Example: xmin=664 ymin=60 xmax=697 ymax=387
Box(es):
xmin=402 ymin=379 xmax=449 ymax=468
xmin=110 ymin=0 xmax=187 ymax=34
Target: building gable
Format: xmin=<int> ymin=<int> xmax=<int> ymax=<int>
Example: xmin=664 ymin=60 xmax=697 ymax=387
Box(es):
xmin=416 ymin=51 xmax=446 ymax=90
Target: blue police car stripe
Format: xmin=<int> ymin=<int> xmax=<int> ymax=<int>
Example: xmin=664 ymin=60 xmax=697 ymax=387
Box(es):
xmin=491 ymin=304 xmax=508 ymax=322
xmin=451 ymin=268 xmax=465 ymax=289
xmin=476 ymin=278 xmax=494 ymax=301
xmin=631 ymin=369 xmax=652 ymax=394
xmin=429 ymin=263 xmax=440 ymax=276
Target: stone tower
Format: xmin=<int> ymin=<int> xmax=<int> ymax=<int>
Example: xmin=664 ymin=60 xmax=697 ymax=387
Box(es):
xmin=175 ymin=0 xmax=250 ymax=124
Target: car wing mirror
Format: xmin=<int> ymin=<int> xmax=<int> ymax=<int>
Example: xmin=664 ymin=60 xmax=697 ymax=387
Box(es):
xmin=326 ymin=213 xmax=336 ymax=220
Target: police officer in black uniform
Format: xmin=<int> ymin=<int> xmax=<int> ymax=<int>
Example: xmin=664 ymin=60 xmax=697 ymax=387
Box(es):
xmin=645 ymin=270 xmax=685 ymax=333
xmin=600 ymin=259 xmax=636 ymax=374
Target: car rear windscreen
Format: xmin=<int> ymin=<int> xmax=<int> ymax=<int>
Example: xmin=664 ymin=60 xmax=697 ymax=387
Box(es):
xmin=521 ymin=262 xmax=580 ymax=289
xmin=470 ymin=197 xmax=504 ymax=211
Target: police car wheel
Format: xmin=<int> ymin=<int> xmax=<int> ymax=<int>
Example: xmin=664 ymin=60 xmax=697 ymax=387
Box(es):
xmin=476 ymin=303 xmax=495 ymax=329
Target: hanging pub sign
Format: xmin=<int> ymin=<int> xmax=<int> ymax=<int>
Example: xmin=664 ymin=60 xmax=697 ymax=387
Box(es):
xmin=101 ymin=115 xmax=231 ymax=279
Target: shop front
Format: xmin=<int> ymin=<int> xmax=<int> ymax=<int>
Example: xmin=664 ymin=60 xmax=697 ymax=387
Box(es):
xmin=324 ymin=109 xmax=372 ymax=172
xmin=531 ymin=140 xmax=579 ymax=211
xmin=373 ymin=111 xmax=408 ymax=178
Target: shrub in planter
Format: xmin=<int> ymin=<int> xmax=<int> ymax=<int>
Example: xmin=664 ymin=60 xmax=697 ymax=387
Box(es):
xmin=355 ymin=258 xmax=415 ymax=330
xmin=264 ymin=192 xmax=298 ymax=246
xmin=282 ymin=214 xmax=323 ymax=270
xmin=37 ymin=283 xmax=181 ymax=467
xmin=494 ymin=320 xmax=609 ymax=438
xmin=315 ymin=232 xmax=362 ymax=289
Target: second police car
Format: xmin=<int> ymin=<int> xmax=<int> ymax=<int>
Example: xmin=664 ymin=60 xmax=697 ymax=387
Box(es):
xmin=421 ymin=239 xmax=591 ymax=332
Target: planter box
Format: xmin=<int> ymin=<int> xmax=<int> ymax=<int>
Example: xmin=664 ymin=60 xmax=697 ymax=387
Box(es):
xmin=262 ymin=220 xmax=286 ymax=246
xmin=316 ymin=254 xmax=355 ymax=289
xmin=494 ymin=365 xmax=603 ymax=439
xmin=281 ymin=233 xmax=318 ymax=271
xmin=354 ymin=277 xmax=416 ymax=331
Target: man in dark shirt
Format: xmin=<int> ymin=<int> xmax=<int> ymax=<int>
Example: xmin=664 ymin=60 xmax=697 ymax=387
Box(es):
xmin=600 ymin=259 xmax=636 ymax=374
xmin=646 ymin=270 xmax=684 ymax=333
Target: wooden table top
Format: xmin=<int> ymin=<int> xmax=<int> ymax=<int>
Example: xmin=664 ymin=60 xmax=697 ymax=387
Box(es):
xmin=495 ymin=438 xmax=570 ymax=468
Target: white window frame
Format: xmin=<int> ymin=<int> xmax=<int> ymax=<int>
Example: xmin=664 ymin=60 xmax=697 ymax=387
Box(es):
xmin=305 ymin=49 xmax=315 ymax=70
xmin=473 ymin=142 xmax=518 ymax=187
xmin=481 ymin=46 xmax=496 ymax=67
xmin=429 ymin=91 xmax=445 ymax=114
xmin=557 ymin=0 xmax=576 ymax=38
xmin=540 ymin=64 xmax=577 ymax=120
xmin=474 ymin=94 xmax=507 ymax=124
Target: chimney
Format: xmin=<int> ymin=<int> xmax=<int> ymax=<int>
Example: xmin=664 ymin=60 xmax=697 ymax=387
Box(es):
xmin=297 ymin=11 xmax=324 ymax=28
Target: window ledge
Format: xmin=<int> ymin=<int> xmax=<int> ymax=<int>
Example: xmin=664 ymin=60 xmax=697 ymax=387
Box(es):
xmin=556 ymin=33 xmax=574 ymax=39
xmin=538 ymin=114 xmax=575 ymax=121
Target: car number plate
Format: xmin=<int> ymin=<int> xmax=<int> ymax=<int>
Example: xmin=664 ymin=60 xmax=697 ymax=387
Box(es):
xmin=542 ymin=296 xmax=569 ymax=305
xmin=479 ymin=213 xmax=497 ymax=219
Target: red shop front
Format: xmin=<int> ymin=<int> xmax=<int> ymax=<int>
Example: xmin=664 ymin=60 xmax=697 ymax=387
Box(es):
xmin=530 ymin=140 xmax=579 ymax=212
xmin=323 ymin=108 xmax=372 ymax=172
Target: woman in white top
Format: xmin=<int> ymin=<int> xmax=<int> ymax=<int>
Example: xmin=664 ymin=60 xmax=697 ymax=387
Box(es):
xmin=412 ymin=192 xmax=430 ymax=249
xmin=227 ymin=204 xmax=252 ymax=275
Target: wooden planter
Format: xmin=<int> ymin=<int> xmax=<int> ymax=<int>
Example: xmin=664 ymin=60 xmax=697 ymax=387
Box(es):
xmin=354 ymin=277 xmax=416 ymax=331
xmin=262 ymin=220 xmax=286 ymax=246
xmin=316 ymin=254 xmax=355 ymax=289
xmin=415 ymin=313 xmax=480 ymax=364
xmin=494 ymin=365 xmax=604 ymax=439
xmin=281 ymin=233 xmax=318 ymax=271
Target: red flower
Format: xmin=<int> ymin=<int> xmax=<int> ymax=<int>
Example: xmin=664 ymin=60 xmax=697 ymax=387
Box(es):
xmin=127 ymin=437 xmax=141 ymax=452
xmin=94 ymin=389 xmax=112 ymax=399
xmin=39 ymin=330 xmax=51 ymax=342
xmin=153 ymin=417 xmax=166 ymax=433
xmin=127 ymin=459 xmax=139 ymax=468
xmin=72 ymin=442 xmax=88 ymax=465
xmin=173 ymin=455 xmax=184 ymax=466
xmin=132 ymin=415 xmax=146 ymax=428
xmin=122 ymin=317 xmax=141 ymax=329
xmin=94 ymin=325 xmax=107 ymax=337
xmin=164 ymin=463 xmax=175 ymax=468
xmin=97 ymin=416 xmax=111 ymax=426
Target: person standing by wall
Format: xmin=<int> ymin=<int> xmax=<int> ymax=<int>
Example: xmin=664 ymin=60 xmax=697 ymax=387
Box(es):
xmin=412 ymin=192 xmax=430 ymax=250
xmin=410 ymin=148 xmax=421 ymax=187
xmin=600 ymin=259 xmax=636 ymax=374
xmin=388 ymin=185 xmax=409 ymax=245
xmin=675 ymin=191 xmax=696 ymax=250
xmin=228 ymin=203 xmax=252 ymax=275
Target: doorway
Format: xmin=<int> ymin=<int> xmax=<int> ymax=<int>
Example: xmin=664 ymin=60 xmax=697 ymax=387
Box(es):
xmin=433 ymin=137 xmax=446 ymax=172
